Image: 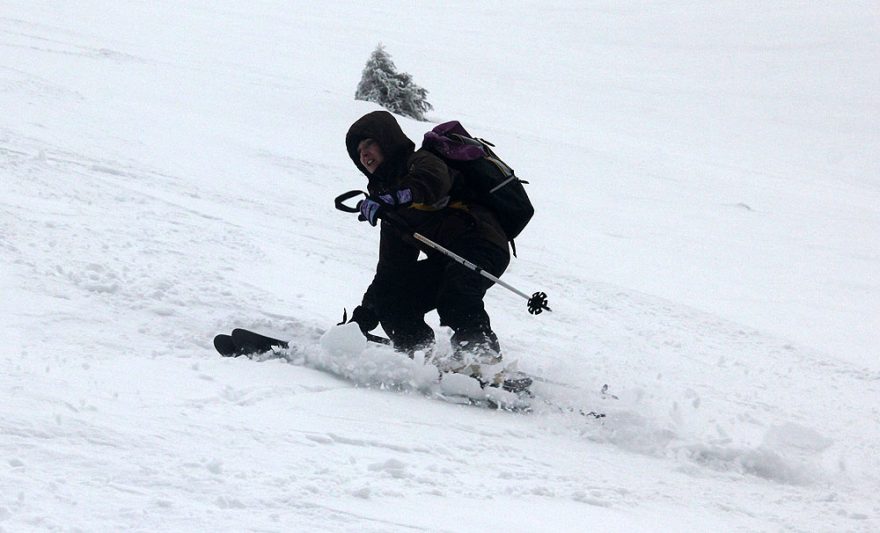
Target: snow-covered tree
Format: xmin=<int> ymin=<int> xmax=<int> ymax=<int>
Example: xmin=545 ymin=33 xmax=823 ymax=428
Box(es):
xmin=355 ymin=44 xmax=433 ymax=121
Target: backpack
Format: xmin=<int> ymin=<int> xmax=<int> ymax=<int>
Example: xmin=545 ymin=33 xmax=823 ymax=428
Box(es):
xmin=422 ymin=121 xmax=534 ymax=251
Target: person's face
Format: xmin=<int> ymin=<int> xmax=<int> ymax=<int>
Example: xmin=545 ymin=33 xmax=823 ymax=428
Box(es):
xmin=358 ymin=138 xmax=384 ymax=174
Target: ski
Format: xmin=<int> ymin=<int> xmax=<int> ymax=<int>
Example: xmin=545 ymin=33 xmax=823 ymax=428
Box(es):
xmin=215 ymin=327 xmax=533 ymax=391
xmin=213 ymin=328 xmax=288 ymax=358
xmin=483 ymin=370 xmax=533 ymax=395
xmin=208 ymin=327 xmax=620 ymax=417
xmin=231 ymin=327 xmax=289 ymax=353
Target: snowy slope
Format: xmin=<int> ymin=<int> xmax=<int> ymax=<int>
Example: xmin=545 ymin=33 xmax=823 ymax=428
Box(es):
xmin=2 ymin=1 xmax=879 ymax=531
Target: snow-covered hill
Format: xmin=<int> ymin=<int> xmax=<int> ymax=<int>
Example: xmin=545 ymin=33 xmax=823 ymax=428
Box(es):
xmin=2 ymin=1 xmax=878 ymax=531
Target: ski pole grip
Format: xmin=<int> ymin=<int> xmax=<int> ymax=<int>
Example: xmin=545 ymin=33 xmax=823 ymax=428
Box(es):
xmin=335 ymin=190 xmax=366 ymax=213
xmin=378 ymin=209 xmax=409 ymax=231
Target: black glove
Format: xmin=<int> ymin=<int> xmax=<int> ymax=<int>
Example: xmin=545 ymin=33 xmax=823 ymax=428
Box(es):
xmin=348 ymin=305 xmax=379 ymax=333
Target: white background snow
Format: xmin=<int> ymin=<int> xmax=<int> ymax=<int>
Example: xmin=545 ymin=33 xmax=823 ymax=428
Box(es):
xmin=2 ymin=1 xmax=879 ymax=531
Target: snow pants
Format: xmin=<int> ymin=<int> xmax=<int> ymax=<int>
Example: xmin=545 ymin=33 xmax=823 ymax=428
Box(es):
xmin=377 ymin=237 xmax=510 ymax=355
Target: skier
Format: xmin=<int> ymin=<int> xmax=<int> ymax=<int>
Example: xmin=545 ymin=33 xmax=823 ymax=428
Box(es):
xmin=344 ymin=110 xmax=510 ymax=377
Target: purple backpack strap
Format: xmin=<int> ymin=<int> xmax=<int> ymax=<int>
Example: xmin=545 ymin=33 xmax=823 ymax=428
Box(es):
xmin=422 ymin=121 xmax=485 ymax=161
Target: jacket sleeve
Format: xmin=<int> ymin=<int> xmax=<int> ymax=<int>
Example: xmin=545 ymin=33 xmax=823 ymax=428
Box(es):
xmin=399 ymin=150 xmax=453 ymax=207
xmin=361 ymin=222 xmax=420 ymax=313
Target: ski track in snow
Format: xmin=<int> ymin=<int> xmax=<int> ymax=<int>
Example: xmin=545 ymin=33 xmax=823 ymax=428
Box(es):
xmin=2 ymin=2 xmax=879 ymax=531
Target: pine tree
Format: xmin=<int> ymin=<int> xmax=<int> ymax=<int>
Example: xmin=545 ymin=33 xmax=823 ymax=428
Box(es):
xmin=355 ymin=44 xmax=433 ymax=121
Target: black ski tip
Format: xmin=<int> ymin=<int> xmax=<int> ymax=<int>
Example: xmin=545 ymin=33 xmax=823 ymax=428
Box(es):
xmin=213 ymin=334 xmax=240 ymax=357
xmin=231 ymin=328 xmax=289 ymax=351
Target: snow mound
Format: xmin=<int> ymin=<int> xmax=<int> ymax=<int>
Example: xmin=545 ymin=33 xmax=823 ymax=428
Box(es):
xmin=319 ymin=322 xmax=367 ymax=356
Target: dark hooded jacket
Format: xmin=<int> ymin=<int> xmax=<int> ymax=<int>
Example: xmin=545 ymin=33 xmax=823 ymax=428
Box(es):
xmin=345 ymin=111 xmax=508 ymax=312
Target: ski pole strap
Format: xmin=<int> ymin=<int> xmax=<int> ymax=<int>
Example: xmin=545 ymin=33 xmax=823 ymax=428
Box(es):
xmin=333 ymin=190 xmax=418 ymax=233
xmin=334 ymin=191 xmax=418 ymax=234
xmin=334 ymin=190 xmax=366 ymax=213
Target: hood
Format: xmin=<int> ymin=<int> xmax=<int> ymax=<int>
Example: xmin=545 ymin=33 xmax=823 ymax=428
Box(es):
xmin=345 ymin=111 xmax=416 ymax=177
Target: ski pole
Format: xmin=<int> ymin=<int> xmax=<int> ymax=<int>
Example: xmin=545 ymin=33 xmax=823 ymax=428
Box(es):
xmin=408 ymin=229 xmax=551 ymax=314
xmin=334 ymin=190 xmax=551 ymax=315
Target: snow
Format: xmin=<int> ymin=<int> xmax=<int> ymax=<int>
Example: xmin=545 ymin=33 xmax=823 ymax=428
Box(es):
xmin=2 ymin=1 xmax=879 ymax=531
